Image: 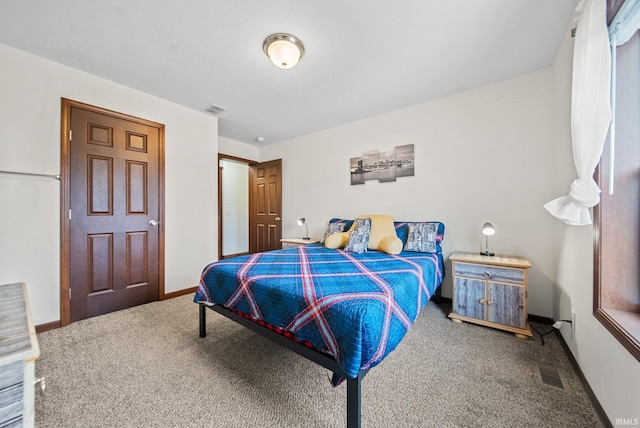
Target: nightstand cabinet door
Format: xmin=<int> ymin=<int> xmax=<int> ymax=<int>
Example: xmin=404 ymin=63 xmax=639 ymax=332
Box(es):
xmin=453 ymin=277 xmax=486 ymax=320
xmin=487 ymin=281 xmax=526 ymax=329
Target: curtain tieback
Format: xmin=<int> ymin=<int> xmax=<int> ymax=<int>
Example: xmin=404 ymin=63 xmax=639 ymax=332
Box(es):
xmin=568 ymin=178 xmax=601 ymax=207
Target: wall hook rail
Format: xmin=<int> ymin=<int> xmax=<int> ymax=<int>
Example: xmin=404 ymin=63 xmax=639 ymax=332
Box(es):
xmin=0 ymin=170 xmax=61 ymax=180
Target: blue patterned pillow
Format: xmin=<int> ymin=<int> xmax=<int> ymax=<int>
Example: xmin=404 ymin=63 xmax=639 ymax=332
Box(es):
xmin=344 ymin=217 xmax=371 ymax=254
xmin=321 ymin=221 xmax=347 ymax=243
xmin=403 ymin=222 xmax=439 ymax=253
xmin=395 ymin=221 xmax=444 ymax=253
xmin=329 ymin=218 xmax=354 ymax=231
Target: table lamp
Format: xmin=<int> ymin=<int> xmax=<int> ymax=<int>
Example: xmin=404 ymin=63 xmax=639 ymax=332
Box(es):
xmin=481 ymin=222 xmax=495 ymax=256
xmin=297 ymin=218 xmax=310 ymax=240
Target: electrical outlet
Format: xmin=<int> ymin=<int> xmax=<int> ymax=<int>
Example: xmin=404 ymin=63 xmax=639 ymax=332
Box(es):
xmin=570 ymin=309 xmax=576 ymax=333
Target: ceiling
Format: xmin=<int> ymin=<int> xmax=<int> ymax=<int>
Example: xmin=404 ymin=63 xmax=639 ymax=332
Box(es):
xmin=0 ymin=0 xmax=579 ymax=146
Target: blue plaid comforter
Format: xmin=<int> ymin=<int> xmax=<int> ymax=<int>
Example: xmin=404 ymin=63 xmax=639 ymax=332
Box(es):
xmin=194 ymin=244 xmax=444 ymax=380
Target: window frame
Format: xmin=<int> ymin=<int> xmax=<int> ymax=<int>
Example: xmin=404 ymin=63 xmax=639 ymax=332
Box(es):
xmin=593 ymin=171 xmax=640 ymax=362
xmin=592 ymin=0 xmax=640 ymax=363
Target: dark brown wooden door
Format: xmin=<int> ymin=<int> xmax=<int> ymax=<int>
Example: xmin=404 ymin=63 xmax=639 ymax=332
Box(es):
xmin=68 ymin=104 xmax=163 ymax=322
xmin=249 ymin=159 xmax=282 ymax=253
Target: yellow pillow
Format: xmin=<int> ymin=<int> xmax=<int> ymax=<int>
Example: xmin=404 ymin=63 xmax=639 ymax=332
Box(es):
xmin=354 ymin=214 xmax=397 ymax=251
xmin=379 ymin=235 xmax=403 ymax=255
xmin=325 ymin=231 xmax=350 ymax=249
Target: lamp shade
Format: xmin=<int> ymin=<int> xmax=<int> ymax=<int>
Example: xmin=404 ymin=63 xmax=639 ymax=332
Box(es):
xmin=263 ymin=33 xmax=305 ymax=69
xmin=481 ymin=222 xmax=495 ymax=236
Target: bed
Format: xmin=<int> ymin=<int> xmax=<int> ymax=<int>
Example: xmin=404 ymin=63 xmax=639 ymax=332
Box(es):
xmin=195 ymin=219 xmax=445 ymax=427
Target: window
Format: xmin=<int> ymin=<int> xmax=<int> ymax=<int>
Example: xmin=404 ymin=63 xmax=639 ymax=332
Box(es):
xmin=594 ymin=1 xmax=640 ymax=361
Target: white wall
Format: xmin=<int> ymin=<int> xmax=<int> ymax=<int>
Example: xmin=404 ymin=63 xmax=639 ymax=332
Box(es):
xmin=221 ymin=159 xmax=249 ymax=255
xmin=549 ymin=23 xmax=640 ymax=424
xmin=0 ymin=43 xmax=218 ymax=325
xmin=260 ymin=70 xmax=558 ymax=316
xmin=219 ymin=136 xmax=259 ymax=161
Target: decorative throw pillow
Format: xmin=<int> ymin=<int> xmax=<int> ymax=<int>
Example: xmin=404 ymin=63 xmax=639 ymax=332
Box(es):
xmin=329 ymin=218 xmax=354 ymax=232
xmin=321 ymin=221 xmax=347 ymax=243
xmin=324 ymin=231 xmax=350 ymax=249
xmin=378 ymin=235 xmax=403 ymax=255
xmin=353 ymin=214 xmax=397 ymax=251
xmin=344 ymin=217 xmax=371 ymax=254
xmin=403 ymin=222 xmax=438 ymax=253
xmin=378 ymin=236 xmax=402 ymax=254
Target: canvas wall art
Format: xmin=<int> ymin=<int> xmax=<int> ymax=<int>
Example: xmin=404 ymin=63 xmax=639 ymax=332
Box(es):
xmin=350 ymin=144 xmax=414 ymax=185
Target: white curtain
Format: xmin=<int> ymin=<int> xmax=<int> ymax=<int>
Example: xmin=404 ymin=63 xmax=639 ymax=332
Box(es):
xmin=544 ymin=0 xmax=611 ymax=226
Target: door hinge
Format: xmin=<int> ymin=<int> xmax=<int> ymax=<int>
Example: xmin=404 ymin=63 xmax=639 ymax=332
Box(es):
xmin=69 ymin=288 xmax=71 ymax=299
xmin=69 ymin=209 xmax=72 ymax=220
xmin=69 ymin=129 xmax=72 ymax=142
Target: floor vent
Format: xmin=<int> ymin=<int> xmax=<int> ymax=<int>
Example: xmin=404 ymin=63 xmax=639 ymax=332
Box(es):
xmin=537 ymin=362 xmax=565 ymax=390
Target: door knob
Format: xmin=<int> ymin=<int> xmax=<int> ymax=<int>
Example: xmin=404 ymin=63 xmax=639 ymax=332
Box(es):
xmin=275 ymin=217 xmax=283 ymax=221
xmin=149 ymin=219 xmax=160 ymax=226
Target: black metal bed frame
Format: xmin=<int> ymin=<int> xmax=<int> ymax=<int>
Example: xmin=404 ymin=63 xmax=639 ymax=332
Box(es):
xmin=198 ymin=303 xmax=368 ymax=428
xmin=198 ymin=287 xmax=442 ymax=427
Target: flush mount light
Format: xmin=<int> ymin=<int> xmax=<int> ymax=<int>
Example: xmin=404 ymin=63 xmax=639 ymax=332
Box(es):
xmin=263 ymin=33 xmax=305 ymax=69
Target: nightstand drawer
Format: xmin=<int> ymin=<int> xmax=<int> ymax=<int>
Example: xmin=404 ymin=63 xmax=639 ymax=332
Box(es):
xmin=454 ymin=262 xmax=525 ymax=284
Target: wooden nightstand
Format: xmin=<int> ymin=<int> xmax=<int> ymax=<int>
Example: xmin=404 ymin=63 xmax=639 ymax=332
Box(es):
xmin=449 ymin=251 xmax=533 ymax=339
xmin=280 ymin=238 xmax=320 ymax=248
xmin=0 ymin=283 xmax=40 ymax=427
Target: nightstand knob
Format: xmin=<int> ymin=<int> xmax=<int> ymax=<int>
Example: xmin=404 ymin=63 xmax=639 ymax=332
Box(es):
xmin=483 ymin=271 xmax=491 ymax=278
xmin=478 ymin=298 xmax=486 ymax=305
xmin=34 ymin=377 xmax=46 ymax=393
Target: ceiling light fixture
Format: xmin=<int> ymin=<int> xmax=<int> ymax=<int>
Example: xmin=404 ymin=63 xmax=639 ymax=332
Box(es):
xmin=263 ymin=33 xmax=305 ymax=69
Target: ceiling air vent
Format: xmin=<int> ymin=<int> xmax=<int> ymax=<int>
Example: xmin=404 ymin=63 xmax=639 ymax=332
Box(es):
xmin=203 ymin=104 xmax=227 ymax=115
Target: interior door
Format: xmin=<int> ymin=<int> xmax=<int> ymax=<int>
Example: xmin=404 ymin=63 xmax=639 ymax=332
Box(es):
xmin=64 ymin=100 xmax=164 ymax=322
xmin=249 ymin=159 xmax=282 ymax=253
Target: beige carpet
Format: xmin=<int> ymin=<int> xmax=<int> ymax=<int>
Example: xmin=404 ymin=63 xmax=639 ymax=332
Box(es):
xmin=35 ymin=295 xmax=604 ymax=427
